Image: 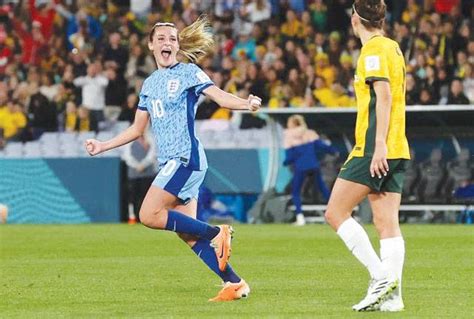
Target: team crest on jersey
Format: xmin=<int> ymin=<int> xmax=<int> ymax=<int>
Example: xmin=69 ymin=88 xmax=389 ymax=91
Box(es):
xmin=167 ymin=79 xmax=180 ymax=97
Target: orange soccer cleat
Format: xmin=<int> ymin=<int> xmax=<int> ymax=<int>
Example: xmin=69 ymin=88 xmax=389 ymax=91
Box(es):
xmin=210 ymin=225 xmax=234 ymax=271
xmin=209 ymin=280 xmax=250 ymax=302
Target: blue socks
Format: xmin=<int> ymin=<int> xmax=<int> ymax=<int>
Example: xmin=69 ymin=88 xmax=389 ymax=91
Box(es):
xmin=192 ymin=238 xmax=241 ymax=283
xmin=165 ymin=210 xmax=240 ymax=283
xmin=165 ymin=210 xmax=220 ymax=240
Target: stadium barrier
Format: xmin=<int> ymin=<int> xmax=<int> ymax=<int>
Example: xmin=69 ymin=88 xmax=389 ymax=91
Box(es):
xmin=0 ymin=158 xmax=121 ymax=223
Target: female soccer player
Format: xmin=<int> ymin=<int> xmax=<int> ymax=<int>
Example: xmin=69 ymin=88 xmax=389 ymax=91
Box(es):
xmin=283 ymin=115 xmax=338 ymax=226
xmin=85 ymin=17 xmax=261 ymax=302
xmin=324 ymin=0 xmax=409 ymax=312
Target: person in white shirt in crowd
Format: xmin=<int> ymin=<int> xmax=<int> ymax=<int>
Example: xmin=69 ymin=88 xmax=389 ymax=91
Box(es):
xmin=241 ymin=0 xmax=272 ymax=24
xmin=73 ymin=61 xmax=108 ymax=126
xmin=130 ymin=0 xmax=152 ymax=19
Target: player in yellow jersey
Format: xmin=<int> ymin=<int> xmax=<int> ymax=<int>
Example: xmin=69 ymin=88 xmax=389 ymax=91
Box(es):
xmin=324 ymin=0 xmax=408 ymax=312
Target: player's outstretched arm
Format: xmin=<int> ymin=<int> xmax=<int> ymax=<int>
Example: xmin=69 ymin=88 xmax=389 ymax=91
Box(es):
xmin=203 ymin=85 xmax=261 ymax=112
xmin=85 ymin=109 xmax=150 ymax=156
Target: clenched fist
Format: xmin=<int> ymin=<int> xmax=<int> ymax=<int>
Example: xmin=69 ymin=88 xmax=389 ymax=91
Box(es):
xmin=84 ymin=139 xmax=104 ymax=156
xmin=247 ymin=94 xmax=262 ymax=112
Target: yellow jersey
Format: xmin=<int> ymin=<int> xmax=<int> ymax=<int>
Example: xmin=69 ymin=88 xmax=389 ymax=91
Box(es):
xmin=0 ymin=109 xmax=27 ymax=139
xmin=350 ymin=36 xmax=410 ymax=159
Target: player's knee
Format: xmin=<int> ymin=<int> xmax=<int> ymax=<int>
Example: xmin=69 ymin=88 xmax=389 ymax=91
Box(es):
xmin=324 ymin=209 xmax=336 ymax=226
xmin=373 ymin=216 xmax=400 ymax=238
xmin=325 ymin=208 xmax=351 ymax=230
xmin=139 ymin=207 xmax=167 ymax=229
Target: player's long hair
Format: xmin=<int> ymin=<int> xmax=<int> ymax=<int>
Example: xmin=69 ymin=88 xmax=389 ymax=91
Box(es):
xmin=178 ymin=15 xmax=214 ymax=63
xmin=148 ymin=15 xmax=214 ymax=64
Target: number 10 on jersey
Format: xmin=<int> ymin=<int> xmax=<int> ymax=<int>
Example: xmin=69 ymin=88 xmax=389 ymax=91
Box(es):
xmin=151 ymin=99 xmax=165 ymax=118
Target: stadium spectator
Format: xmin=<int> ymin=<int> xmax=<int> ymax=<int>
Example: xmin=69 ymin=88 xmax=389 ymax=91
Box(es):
xmin=419 ymin=88 xmax=435 ymax=105
xmin=64 ymin=101 xmax=78 ymax=132
xmin=39 ymin=72 xmax=59 ymax=102
xmin=314 ymin=52 xmax=336 ymax=87
xmin=73 ymin=61 xmax=108 ymax=124
xmin=68 ymin=19 xmax=94 ymax=55
xmin=10 ymin=12 xmax=47 ymax=66
xmin=27 ymin=83 xmax=57 ymax=139
xmin=463 ymin=64 xmax=474 ymax=103
xmin=104 ymin=64 xmax=128 ymax=120
xmin=447 ymin=78 xmax=470 ymax=105
xmin=240 ymin=0 xmax=271 ymax=25
xmin=405 ymin=73 xmax=419 ymax=105
xmin=122 ymin=133 xmax=156 ymax=223
xmin=336 ymin=52 xmax=355 ymax=88
xmin=118 ymin=93 xmax=138 ymax=123
xmin=280 ymin=10 xmax=302 ymax=41
xmin=103 ymin=32 xmax=129 ymax=74
xmin=435 ymin=67 xmax=451 ymax=104
xmin=309 ymin=0 xmax=328 ymax=32
xmin=75 ymin=105 xmax=97 ymax=132
xmin=125 ymin=40 xmax=155 ymax=92
xmin=0 ymin=100 xmax=27 ymax=141
xmin=28 ymin=0 xmax=56 ymax=42
xmin=232 ymin=26 xmax=257 ymax=62
xmin=54 ymin=4 xmax=102 ymax=51
xmin=130 ymin=0 xmax=152 ymax=19
xmin=0 ymin=23 xmax=12 ymax=74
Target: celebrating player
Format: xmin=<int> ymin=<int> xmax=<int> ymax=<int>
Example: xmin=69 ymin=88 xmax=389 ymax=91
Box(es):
xmin=324 ymin=0 xmax=409 ymax=312
xmin=85 ymin=16 xmax=261 ymax=302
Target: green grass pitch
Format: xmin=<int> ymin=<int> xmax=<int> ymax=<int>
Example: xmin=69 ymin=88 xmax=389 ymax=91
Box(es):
xmin=1 ymin=224 xmax=473 ymax=318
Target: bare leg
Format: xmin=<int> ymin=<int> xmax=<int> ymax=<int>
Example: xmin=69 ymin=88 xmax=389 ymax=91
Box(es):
xmin=368 ymin=192 xmax=402 ymax=239
xmin=138 ymin=185 xmax=180 ymax=229
xmin=325 ymin=178 xmax=370 ymax=230
xmin=325 ymin=178 xmax=386 ymax=280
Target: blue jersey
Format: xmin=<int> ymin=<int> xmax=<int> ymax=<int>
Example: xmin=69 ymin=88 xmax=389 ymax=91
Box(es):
xmin=138 ymin=63 xmax=214 ymax=170
xmin=284 ymin=140 xmax=338 ymax=172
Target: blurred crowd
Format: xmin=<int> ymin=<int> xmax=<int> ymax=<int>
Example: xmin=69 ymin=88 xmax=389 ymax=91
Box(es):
xmin=0 ymin=0 xmax=472 ymax=146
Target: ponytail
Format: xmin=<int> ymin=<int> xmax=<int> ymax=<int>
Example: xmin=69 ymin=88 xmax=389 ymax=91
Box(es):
xmin=178 ymin=15 xmax=214 ymax=63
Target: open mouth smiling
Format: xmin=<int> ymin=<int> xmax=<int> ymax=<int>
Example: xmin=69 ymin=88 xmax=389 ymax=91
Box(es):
xmin=161 ymin=49 xmax=172 ymax=58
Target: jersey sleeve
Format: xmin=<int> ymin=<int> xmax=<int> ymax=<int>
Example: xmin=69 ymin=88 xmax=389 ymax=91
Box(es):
xmin=363 ymin=46 xmax=390 ymax=84
xmin=137 ymin=93 xmax=149 ymax=112
xmin=137 ymin=80 xmax=149 ymax=112
xmin=187 ymin=64 xmax=214 ymax=96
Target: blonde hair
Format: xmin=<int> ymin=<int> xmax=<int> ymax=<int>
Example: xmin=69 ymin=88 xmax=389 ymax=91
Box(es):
xmin=148 ymin=15 xmax=214 ymax=64
xmin=288 ymin=115 xmax=308 ymax=129
xmin=178 ymin=15 xmax=214 ymax=63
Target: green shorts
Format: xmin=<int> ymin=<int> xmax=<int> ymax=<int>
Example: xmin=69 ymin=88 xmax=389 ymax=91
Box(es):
xmin=338 ymin=157 xmax=408 ymax=193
